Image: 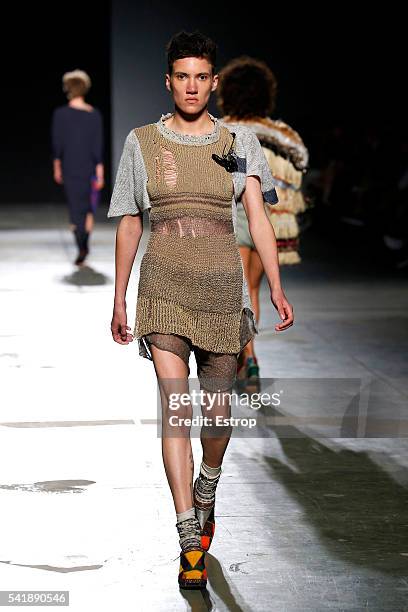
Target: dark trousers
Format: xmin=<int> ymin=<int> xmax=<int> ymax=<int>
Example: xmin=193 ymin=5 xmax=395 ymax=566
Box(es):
xmin=63 ymin=177 xmax=92 ymax=250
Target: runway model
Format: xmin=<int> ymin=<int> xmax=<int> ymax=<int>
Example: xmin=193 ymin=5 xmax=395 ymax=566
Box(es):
xmin=217 ymin=56 xmax=308 ymax=390
xmin=108 ymin=32 xmax=294 ymax=589
xmin=52 ymin=69 xmax=104 ymax=265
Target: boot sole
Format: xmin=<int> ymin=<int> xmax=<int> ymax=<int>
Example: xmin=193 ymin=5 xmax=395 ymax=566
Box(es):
xmin=178 ymin=577 xmax=207 ymax=589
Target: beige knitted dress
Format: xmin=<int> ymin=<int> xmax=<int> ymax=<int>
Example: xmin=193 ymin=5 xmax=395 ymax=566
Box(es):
xmin=108 ymin=113 xmax=279 ymax=361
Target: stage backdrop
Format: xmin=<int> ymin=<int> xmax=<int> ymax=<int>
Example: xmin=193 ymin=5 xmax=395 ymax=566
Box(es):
xmin=110 ymin=1 xmax=308 ymax=176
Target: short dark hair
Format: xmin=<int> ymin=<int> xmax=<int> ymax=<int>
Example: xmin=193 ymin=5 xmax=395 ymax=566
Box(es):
xmin=217 ymin=56 xmax=278 ymax=119
xmin=166 ymin=30 xmax=217 ymax=74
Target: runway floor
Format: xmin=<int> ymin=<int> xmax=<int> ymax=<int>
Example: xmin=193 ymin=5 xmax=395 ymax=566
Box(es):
xmin=0 ymin=203 xmax=407 ymax=611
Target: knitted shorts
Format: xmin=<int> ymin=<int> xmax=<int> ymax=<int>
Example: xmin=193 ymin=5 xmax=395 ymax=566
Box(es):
xmin=144 ymin=332 xmax=238 ymax=393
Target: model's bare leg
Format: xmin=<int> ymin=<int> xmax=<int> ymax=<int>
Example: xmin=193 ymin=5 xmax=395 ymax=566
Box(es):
xmin=85 ymin=211 xmax=94 ymax=233
xmin=149 ymin=344 xmax=194 ymax=514
xmin=200 ymin=387 xmax=233 ymax=467
xmin=239 ymin=245 xmax=253 ymax=363
xmin=238 ymin=246 xmax=264 ymax=361
xmin=192 ymin=384 xmax=234 ymax=543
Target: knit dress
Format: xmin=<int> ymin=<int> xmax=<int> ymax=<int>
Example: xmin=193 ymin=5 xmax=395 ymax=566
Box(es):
xmin=107 ymin=113 xmax=279 ymax=360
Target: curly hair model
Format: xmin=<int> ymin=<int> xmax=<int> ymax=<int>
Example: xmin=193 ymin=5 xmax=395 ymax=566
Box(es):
xmin=217 ymin=55 xmax=277 ymax=119
xmin=217 ymin=56 xmax=308 ymax=392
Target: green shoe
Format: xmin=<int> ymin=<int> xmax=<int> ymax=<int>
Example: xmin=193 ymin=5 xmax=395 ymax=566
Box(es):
xmin=245 ymin=356 xmax=260 ymax=393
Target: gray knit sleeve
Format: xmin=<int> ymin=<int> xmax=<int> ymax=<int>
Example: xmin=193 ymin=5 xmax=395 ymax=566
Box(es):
xmin=244 ymin=129 xmax=278 ymax=205
xmin=225 ymin=124 xmax=278 ymax=205
xmin=107 ymin=130 xmax=151 ymax=218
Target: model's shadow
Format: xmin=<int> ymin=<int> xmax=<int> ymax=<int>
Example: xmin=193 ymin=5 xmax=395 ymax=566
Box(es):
xmin=258 ymin=405 xmax=408 ymax=576
xmin=178 ymin=552 xmax=250 ymax=611
xmin=62 ymin=265 xmax=109 ymax=286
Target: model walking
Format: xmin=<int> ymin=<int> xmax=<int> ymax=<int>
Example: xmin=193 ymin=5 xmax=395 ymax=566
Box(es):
xmin=217 ymin=56 xmax=308 ymax=390
xmin=108 ymin=32 xmax=294 ymax=589
xmin=52 ymin=69 xmax=104 ymax=265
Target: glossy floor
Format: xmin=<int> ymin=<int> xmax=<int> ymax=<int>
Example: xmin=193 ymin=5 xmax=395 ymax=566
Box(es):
xmin=0 ymin=204 xmax=407 ymax=611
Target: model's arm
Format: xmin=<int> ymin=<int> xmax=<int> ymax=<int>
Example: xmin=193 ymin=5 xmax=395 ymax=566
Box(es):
xmin=51 ymin=110 xmax=63 ymax=184
xmin=93 ymin=110 xmax=105 ymax=190
xmin=242 ymin=175 xmax=294 ymax=331
xmin=53 ymin=159 xmax=63 ymax=184
xmin=95 ymin=162 xmax=105 ymax=190
xmin=111 ymin=214 xmax=143 ymax=344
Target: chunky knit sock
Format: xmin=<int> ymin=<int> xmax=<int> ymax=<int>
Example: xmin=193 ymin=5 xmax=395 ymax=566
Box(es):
xmin=194 ymin=461 xmax=222 ymax=510
xmin=176 ymin=507 xmax=202 ymax=552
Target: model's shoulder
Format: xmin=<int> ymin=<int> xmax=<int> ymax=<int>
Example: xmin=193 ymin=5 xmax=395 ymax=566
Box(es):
xmin=53 ymin=104 xmax=68 ymax=116
xmin=219 ymin=121 xmax=254 ymax=139
xmin=261 ymin=118 xmax=305 ymax=146
xmin=219 ymin=123 xmax=257 ymax=157
xmin=133 ymin=123 xmax=157 ymax=138
xmin=123 ymin=126 xmax=156 ymax=164
xmin=122 ymin=125 xmax=150 ymax=143
xmin=254 ymin=118 xmax=308 ymax=169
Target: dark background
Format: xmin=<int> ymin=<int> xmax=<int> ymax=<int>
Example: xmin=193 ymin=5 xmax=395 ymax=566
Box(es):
xmin=1 ymin=2 xmax=405 ymax=204
xmin=1 ymin=2 xmax=111 ymax=204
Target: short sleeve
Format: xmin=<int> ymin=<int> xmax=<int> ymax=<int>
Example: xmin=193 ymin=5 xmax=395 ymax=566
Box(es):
xmin=244 ymin=129 xmax=279 ymax=204
xmin=107 ymin=130 xmax=151 ymax=218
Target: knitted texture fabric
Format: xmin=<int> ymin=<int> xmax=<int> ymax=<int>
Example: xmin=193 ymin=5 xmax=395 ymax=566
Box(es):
xmin=107 ymin=113 xmax=281 ymax=359
xmin=133 ymin=123 xmax=254 ymax=355
xmin=108 ymin=113 xmax=280 ymax=218
xmin=176 ymin=516 xmax=202 ymax=553
xmin=144 ymin=331 xmax=240 ymax=392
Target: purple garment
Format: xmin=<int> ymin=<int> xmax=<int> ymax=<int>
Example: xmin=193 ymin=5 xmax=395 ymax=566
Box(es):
xmin=90 ymin=176 xmax=101 ymax=213
xmin=51 ymin=105 xmax=103 ymax=179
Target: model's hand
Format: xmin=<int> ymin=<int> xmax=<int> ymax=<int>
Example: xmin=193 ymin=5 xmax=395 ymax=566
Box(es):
xmin=94 ymin=176 xmax=105 ymax=191
xmin=270 ymin=288 xmax=294 ymax=331
xmin=54 ymin=169 xmax=63 ymax=184
xmin=95 ymin=163 xmax=105 ymax=191
xmin=53 ymin=159 xmax=63 ymax=184
xmin=111 ymin=303 xmax=133 ymax=344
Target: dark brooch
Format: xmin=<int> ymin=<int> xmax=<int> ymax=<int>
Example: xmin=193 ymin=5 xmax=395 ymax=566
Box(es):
xmin=212 ymin=132 xmax=238 ymax=173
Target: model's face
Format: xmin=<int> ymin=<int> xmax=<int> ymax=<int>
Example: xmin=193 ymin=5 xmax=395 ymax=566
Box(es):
xmin=166 ymin=57 xmax=218 ymax=114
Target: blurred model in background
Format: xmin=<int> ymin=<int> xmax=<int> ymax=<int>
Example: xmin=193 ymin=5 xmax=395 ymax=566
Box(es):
xmin=52 ymin=69 xmax=104 ymax=265
xmin=217 ymin=56 xmax=308 ymax=390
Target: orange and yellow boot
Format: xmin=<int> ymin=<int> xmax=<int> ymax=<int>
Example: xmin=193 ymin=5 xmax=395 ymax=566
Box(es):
xmin=178 ymin=549 xmax=207 ymax=589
